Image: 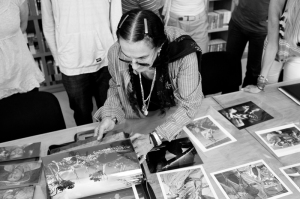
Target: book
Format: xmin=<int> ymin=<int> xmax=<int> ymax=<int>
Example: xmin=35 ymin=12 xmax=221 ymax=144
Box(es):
xmin=278 ymin=82 xmax=300 ymax=105
xmin=42 ymin=139 xmax=143 ymax=199
xmin=0 ymin=161 xmax=42 ymax=190
xmin=0 ymin=186 xmax=35 ymax=199
xmin=214 ymin=9 xmax=231 ymax=25
xmin=0 ymin=143 xmax=41 ymax=163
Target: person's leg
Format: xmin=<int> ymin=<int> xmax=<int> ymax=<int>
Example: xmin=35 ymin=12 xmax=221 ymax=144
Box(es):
xmin=283 ymin=57 xmax=300 ymax=81
xmin=92 ymin=66 xmax=111 ymax=109
xmin=62 ymin=73 xmax=94 ymax=126
xmin=242 ymin=32 xmax=267 ymax=87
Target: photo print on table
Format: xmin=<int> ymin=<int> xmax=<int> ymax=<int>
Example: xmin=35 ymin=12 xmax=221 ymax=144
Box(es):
xmin=255 ymin=124 xmax=300 ymax=157
xmin=157 ymin=165 xmax=218 ymax=199
xmin=0 ymin=161 xmax=42 ymax=190
xmin=0 ymin=186 xmax=35 ymax=199
xmin=211 ymin=159 xmax=292 ymax=199
xmin=146 ymin=137 xmax=203 ymax=174
xmin=183 ymin=115 xmax=236 ymax=152
xmin=42 ymin=139 xmax=143 ymax=199
xmin=218 ymin=101 xmax=273 ymax=130
xmin=0 ymin=142 xmax=41 ymax=162
xmin=80 ymin=186 xmax=136 ymax=199
xmin=280 ymin=162 xmax=300 ymax=193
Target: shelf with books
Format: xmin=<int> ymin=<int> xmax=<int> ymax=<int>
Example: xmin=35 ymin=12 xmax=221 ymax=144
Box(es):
xmin=207 ymin=26 xmax=228 ymax=33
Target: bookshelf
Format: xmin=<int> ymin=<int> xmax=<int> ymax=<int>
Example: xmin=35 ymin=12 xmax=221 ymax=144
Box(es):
xmin=27 ymin=0 xmax=64 ymax=93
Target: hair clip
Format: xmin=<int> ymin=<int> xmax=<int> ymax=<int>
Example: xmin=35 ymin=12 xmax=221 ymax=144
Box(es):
xmin=144 ymin=18 xmax=148 ymax=34
xmin=119 ymin=15 xmax=129 ymax=29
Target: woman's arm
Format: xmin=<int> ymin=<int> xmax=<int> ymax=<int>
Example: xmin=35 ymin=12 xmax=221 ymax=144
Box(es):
xmin=156 ymin=53 xmax=203 ymax=141
xmin=20 ymin=0 xmax=29 ymax=33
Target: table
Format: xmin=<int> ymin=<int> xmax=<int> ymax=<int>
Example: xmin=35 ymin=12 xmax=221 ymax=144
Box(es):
xmin=1 ymin=79 xmax=300 ymax=199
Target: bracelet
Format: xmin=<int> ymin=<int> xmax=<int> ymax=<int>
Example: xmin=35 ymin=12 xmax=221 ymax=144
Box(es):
xmin=149 ymin=133 xmax=158 ymax=147
xmin=151 ymin=131 xmax=162 ymax=146
xmin=257 ymin=85 xmax=263 ymax=91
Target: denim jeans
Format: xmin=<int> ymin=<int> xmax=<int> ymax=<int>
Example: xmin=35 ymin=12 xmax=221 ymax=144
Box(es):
xmin=62 ymin=67 xmax=111 ymax=126
xmin=226 ymin=20 xmax=267 ymax=87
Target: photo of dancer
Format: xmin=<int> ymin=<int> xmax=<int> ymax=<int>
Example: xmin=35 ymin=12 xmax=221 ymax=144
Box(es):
xmin=256 ymin=124 xmax=300 ymax=157
xmin=146 ymin=137 xmax=203 ymax=174
xmin=157 ymin=165 xmax=217 ymax=199
xmin=211 ymin=160 xmax=291 ymax=199
xmin=280 ymin=162 xmax=300 ymax=193
xmin=219 ymin=101 xmax=273 ymax=130
xmin=184 ymin=115 xmax=236 ymax=152
xmin=0 ymin=186 xmax=35 ymax=199
xmin=0 ymin=143 xmax=41 ymax=162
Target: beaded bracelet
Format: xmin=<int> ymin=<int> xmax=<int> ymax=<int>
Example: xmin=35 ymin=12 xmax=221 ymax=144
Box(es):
xmin=257 ymin=75 xmax=268 ymax=91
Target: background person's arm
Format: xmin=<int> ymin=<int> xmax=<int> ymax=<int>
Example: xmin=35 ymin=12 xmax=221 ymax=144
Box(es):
xmin=19 ymin=0 xmax=29 ymax=33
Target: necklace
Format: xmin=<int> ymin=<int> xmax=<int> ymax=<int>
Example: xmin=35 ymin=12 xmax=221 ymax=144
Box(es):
xmin=139 ymin=69 xmax=156 ymax=116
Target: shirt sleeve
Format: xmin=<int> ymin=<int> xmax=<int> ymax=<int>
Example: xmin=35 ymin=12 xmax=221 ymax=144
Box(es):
xmin=41 ymin=0 xmax=59 ymax=65
xmin=156 ymin=53 xmax=203 ymax=141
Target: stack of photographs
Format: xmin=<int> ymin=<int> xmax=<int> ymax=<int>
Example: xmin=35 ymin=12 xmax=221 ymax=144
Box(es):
xmin=42 ymin=139 xmax=143 ymax=199
xmin=0 ymin=142 xmax=42 ymax=199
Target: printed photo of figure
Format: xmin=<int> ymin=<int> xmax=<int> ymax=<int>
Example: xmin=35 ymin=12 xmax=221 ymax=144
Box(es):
xmin=211 ymin=160 xmax=291 ymax=199
xmin=184 ymin=115 xmax=236 ymax=152
xmin=146 ymin=137 xmax=203 ymax=174
xmin=0 ymin=161 xmax=42 ymax=190
xmin=81 ymin=186 xmax=136 ymax=199
xmin=0 ymin=186 xmax=35 ymax=199
xmin=0 ymin=143 xmax=41 ymax=162
xmin=219 ymin=101 xmax=273 ymax=130
xmin=280 ymin=162 xmax=300 ymax=193
xmin=42 ymin=139 xmax=143 ymax=199
xmin=256 ymin=124 xmax=300 ymax=157
xmin=157 ymin=165 xmax=217 ymax=199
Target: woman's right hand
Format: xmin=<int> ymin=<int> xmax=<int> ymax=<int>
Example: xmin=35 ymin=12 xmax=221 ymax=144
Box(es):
xmin=94 ymin=117 xmax=116 ymax=141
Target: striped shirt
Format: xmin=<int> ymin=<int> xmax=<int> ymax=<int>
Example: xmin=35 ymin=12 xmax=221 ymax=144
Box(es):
xmin=122 ymin=0 xmax=162 ymax=15
xmin=93 ymin=26 xmax=203 ymax=141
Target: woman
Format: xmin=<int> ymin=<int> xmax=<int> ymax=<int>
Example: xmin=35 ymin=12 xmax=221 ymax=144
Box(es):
xmin=94 ymin=10 xmax=203 ymax=163
xmin=0 ymin=0 xmax=44 ymax=99
xmin=244 ymin=0 xmax=300 ymax=93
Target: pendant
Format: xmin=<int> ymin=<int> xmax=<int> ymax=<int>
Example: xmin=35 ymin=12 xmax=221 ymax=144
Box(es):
xmin=142 ymin=105 xmax=148 ymax=116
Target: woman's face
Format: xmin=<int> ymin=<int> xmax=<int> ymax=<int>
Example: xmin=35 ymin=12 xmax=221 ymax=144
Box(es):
xmin=119 ymin=38 xmax=158 ymax=73
xmin=7 ymin=168 xmax=24 ymax=182
xmin=10 ymin=148 xmax=23 ymax=159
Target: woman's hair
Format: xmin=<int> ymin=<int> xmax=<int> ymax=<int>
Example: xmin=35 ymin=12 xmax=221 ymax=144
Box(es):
xmin=116 ymin=10 xmax=175 ymax=116
xmin=284 ymin=0 xmax=300 ymax=47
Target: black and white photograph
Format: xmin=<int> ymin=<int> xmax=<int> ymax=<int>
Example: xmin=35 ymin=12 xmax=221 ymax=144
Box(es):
xmin=280 ymin=162 xmax=300 ymax=193
xmin=0 ymin=186 xmax=35 ymax=199
xmin=183 ymin=115 xmax=236 ymax=152
xmin=0 ymin=161 xmax=42 ymax=190
xmin=157 ymin=165 xmax=218 ymax=199
xmin=42 ymin=139 xmax=143 ymax=199
xmin=218 ymin=101 xmax=273 ymax=130
xmin=0 ymin=143 xmax=41 ymax=162
xmin=146 ymin=137 xmax=203 ymax=174
xmin=211 ymin=160 xmax=292 ymax=199
xmin=255 ymin=124 xmax=300 ymax=157
xmin=81 ymin=186 xmax=136 ymax=199
xmin=133 ymin=184 xmax=149 ymax=199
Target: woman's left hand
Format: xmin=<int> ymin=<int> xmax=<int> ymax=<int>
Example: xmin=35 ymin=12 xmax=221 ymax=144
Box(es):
xmin=241 ymin=85 xmax=262 ymax=93
xmin=130 ymin=133 xmax=154 ymax=164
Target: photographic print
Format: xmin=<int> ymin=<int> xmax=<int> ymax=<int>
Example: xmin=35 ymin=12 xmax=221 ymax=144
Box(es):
xmin=183 ymin=115 xmax=237 ymax=152
xmin=0 ymin=142 xmax=41 ymax=162
xmin=0 ymin=161 xmax=42 ymax=190
xmin=133 ymin=184 xmax=149 ymax=199
xmin=157 ymin=165 xmax=218 ymax=199
xmin=255 ymin=124 xmax=300 ymax=157
xmin=0 ymin=186 xmax=35 ymax=199
xmin=280 ymin=162 xmax=300 ymax=193
xmin=42 ymin=139 xmax=143 ymax=199
xmin=146 ymin=137 xmax=203 ymax=174
xmin=218 ymin=101 xmax=273 ymax=130
xmin=211 ymin=160 xmax=292 ymax=199
xmin=80 ymin=186 xmax=136 ymax=199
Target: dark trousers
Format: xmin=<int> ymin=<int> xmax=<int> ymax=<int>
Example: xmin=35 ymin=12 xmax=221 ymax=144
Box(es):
xmin=226 ymin=20 xmax=267 ymax=87
xmin=62 ymin=66 xmax=111 ymax=126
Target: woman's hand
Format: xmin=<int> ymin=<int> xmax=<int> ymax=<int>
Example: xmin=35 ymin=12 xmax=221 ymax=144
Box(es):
xmin=130 ymin=133 xmax=154 ymax=164
xmin=94 ymin=117 xmax=116 ymax=141
xmin=241 ymin=85 xmax=262 ymax=93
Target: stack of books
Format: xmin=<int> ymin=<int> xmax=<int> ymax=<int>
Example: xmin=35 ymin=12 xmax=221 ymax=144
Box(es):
xmin=207 ymin=9 xmax=231 ymax=30
xmin=208 ymin=39 xmax=226 ymax=52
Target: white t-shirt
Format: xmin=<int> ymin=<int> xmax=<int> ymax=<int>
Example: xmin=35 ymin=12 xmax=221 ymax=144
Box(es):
xmin=170 ymin=0 xmax=205 ymax=16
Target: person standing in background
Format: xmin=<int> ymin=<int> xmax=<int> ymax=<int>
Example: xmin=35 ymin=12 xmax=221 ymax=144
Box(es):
xmin=0 ymin=0 xmax=44 ymax=99
xmin=42 ymin=0 xmax=122 ymax=126
xmin=122 ymin=0 xmax=163 ymax=16
xmin=226 ymin=0 xmax=270 ymax=88
xmin=162 ymin=0 xmax=209 ymax=53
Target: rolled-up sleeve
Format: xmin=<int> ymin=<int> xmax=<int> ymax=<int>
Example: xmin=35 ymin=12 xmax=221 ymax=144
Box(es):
xmin=93 ymin=46 xmax=126 ymax=124
xmin=156 ymin=53 xmax=203 ymax=141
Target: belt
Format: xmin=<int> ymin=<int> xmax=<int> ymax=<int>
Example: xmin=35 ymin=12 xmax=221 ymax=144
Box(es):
xmin=169 ymin=11 xmax=203 ymax=21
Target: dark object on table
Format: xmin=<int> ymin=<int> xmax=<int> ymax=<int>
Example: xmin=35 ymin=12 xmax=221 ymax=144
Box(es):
xmin=200 ymin=52 xmax=242 ymax=96
xmin=278 ymin=82 xmax=300 ymax=105
xmin=0 ymin=91 xmax=66 ymax=142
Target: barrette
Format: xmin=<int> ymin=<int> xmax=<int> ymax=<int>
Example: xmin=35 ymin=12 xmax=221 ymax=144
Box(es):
xmin=119 ymin=15 xmax=129 ymax=29
xmin=144 ymin=18 xmax=148 ymax=34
